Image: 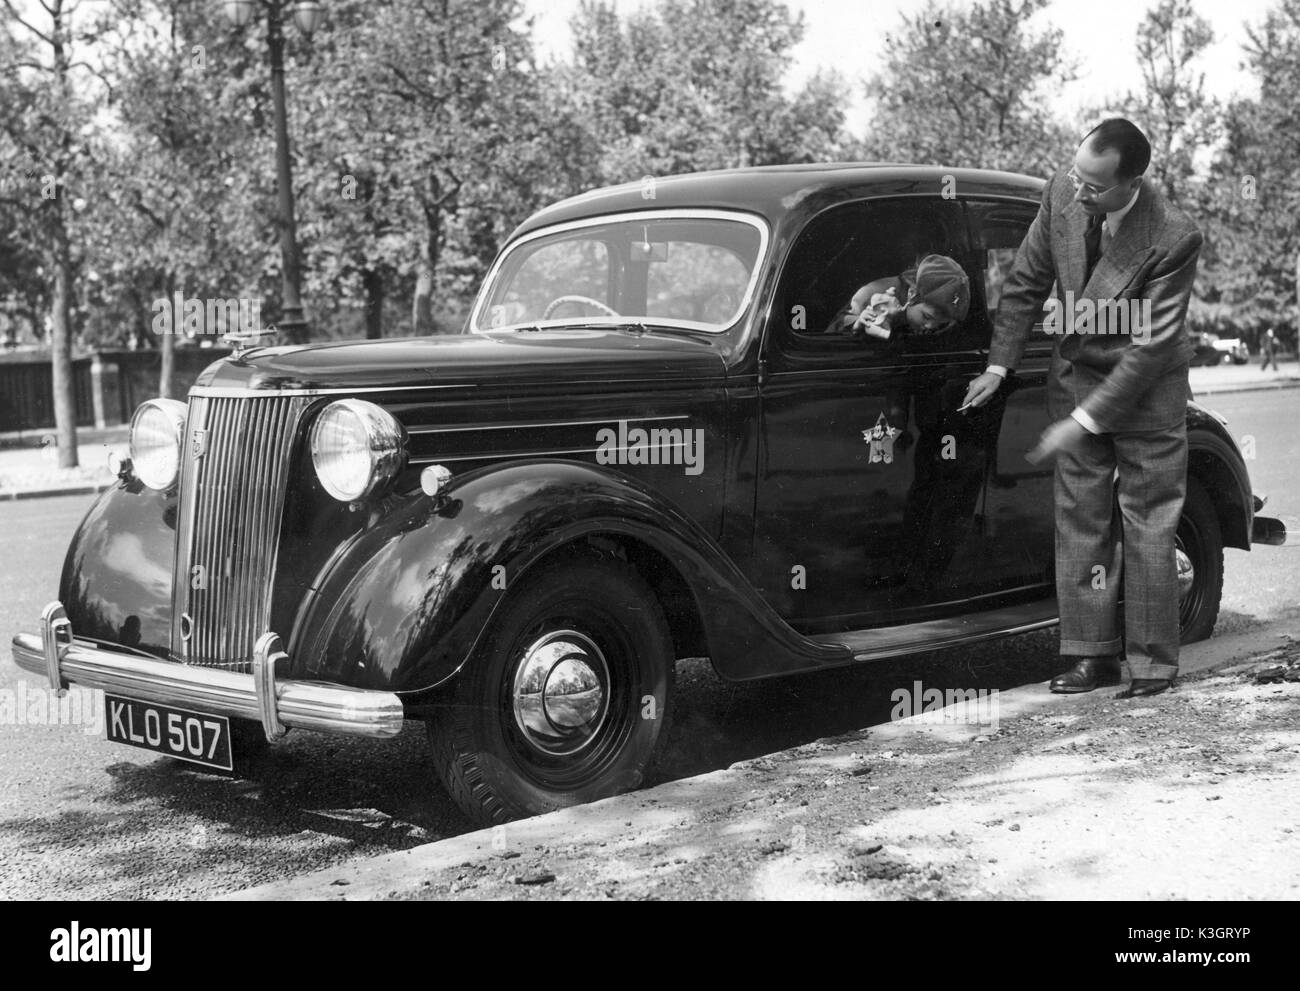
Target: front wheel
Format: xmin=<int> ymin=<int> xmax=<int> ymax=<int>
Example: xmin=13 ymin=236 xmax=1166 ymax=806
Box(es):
xmin=427 ymin=554 xmax=675 ymax=825
xmin=1177 ymin=478 xmax=1224 ymax=643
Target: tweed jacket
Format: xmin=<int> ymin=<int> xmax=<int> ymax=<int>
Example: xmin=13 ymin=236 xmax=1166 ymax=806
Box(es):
xmin=988 ymin=169 xmax=1203 ymax=433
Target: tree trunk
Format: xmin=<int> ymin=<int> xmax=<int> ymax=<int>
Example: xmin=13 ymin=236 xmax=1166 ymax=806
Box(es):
xmin=363 ymin=268 xmax=384 ymax=339
xmin=50 ymin=212 xmax=78 ymax=469
xmin=48 ymin=0 xmax=78 ymax=468
xmin=411 ymin=196 xmax=442 ymax=335
xmin=412 ymin=275 xmax=434 ymax=334
xmin=159 ymin=275 xmax=175 ymax=399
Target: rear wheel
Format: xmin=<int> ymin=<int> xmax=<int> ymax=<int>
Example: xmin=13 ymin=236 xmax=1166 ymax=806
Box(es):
xmin=427 ymin=555 xmax=675 ymax=825
xmin=1177 ymin=478 xmax=1224 ymax=643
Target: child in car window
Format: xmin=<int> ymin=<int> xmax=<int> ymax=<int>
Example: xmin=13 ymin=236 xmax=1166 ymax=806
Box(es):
xmin=826 ymin=253 xmax=970 ymax=341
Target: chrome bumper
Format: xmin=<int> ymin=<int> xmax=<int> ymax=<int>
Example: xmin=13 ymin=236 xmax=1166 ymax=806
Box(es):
xmin=1252 ymin=516 xmax=1287 ymax=546
xmin=11 ymin=602 xmax=404 ymax=741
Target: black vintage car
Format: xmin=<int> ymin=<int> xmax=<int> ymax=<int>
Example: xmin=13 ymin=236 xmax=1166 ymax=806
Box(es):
xmin=12 ymin=164 xmax=1286 ymax=824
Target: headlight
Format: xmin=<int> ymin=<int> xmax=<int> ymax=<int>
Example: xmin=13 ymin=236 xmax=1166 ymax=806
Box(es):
xmin=310 ymin=399 xmax=406 ymax=502
xmin=128 ymin=398 xmax=187 ymax=490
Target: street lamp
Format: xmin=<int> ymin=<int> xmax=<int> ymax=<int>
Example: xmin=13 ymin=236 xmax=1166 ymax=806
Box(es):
xmin=292 ymin=1 xmax=325 ymax=34
xmin=222 ymin=0 xmax=255 ymax=27
xmin=220 ymin=0 xmax=324 ymax=343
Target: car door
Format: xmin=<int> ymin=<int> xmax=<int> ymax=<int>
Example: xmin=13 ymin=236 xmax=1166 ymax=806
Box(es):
xmin=963 ymin=197 xmax=1056 ymax=595
xmin=751 ymin=196 xmax=1000 ymax=631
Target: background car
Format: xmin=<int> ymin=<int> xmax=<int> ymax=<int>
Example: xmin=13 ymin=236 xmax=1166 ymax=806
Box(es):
xmin=1189 ymin=331 xmax=1224 ymax=365
xmin=1212 ymin=335 xmax=1251 ymax=364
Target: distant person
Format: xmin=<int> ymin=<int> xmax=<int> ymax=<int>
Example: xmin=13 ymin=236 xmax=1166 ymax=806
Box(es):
xmin=1261 ymin=327 xmax=1279 ymax=372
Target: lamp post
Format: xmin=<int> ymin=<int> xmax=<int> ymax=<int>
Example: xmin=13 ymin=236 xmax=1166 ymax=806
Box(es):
xmin=220 ymin=0 xmax=324 ymax=343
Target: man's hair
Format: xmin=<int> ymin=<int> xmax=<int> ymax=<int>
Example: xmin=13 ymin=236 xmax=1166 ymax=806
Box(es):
xmin=1083 ymin=118 xmax=1151 ymax=180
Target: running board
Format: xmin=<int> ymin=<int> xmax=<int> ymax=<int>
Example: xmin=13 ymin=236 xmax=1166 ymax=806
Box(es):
xmin=809 ymin=599 xmax=1060 ymax=662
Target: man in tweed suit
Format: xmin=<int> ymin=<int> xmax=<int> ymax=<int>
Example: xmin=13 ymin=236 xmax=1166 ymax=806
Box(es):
xmin=962 ymin=118 xmax=1202 ymax=698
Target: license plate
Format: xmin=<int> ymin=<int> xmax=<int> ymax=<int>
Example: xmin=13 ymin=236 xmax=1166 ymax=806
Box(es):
xmin=105 ymin=695 xmax=233 ymax=771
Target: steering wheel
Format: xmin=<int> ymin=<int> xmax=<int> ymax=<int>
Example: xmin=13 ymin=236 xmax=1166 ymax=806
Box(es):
xmin=543 ymin=295 xmax=620 ymax=320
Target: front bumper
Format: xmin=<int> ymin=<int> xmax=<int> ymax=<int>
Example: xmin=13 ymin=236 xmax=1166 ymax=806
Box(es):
xmin=12 ymin=602 xmax=405 ymax=742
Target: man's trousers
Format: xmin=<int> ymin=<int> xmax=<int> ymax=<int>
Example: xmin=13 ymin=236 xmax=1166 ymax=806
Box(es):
xmin=1053 ymin=422 xmax=1188 ymax=680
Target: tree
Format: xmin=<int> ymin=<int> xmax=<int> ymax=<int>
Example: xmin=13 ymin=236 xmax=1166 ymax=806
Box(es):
xmin=291 ymin=0 xmax=552 ymax=336
xmin=0 ymin=0 xmax=105 ymax=466
xmin=557 ymin=0 xmax=849 ymax=184
xmin=859 ymin=0 xmax=1076 ymax=175
xmin=1114 ymin=0 xmax=1218 ymax=206
xmin=0 ymin=20 xmax=48 ymax=348
xmin=91 ymin=0 xmax=270 ymax=394
xmin=1197 ymin=0 xmax=1300 ymax=348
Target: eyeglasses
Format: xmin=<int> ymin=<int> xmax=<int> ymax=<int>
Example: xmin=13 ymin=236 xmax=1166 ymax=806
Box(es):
xmin=1066 ymin=167 xmax=1125 ymax=199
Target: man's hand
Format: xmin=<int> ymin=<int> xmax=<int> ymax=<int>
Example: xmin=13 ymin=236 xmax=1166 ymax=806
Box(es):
xmin=1026 ymin=417 xmax=1089 ymax=465
xmin=962 ymin=371 xmax=1002 ymax=409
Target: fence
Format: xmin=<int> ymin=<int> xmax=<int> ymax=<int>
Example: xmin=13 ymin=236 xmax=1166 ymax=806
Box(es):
xmin=0 ymin=347 xmax=230 ymax=433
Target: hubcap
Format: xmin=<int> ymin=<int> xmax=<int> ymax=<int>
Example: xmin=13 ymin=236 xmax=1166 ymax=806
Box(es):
xmin=511 ymin=630 xmax=610 ymax=758
xmin=1175 ymin=542 xmax=1194 ymax=603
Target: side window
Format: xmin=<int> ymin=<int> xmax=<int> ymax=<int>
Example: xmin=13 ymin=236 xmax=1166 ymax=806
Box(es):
xmin=773 ymin=198 xmax=975 ymax=357
xmin=969 ymin=200 xmax=1053 ymax=344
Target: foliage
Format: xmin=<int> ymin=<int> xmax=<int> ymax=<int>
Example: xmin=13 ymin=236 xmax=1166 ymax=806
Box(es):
xmin=859 ymin=0 xmax=1077 ymax=175
xmin=0 ymin=0 xmax=1295 ymax=358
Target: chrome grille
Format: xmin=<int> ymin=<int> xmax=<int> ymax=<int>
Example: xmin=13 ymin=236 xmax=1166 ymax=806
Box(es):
xmin=171 ymin=394 xmax=310 ymax=669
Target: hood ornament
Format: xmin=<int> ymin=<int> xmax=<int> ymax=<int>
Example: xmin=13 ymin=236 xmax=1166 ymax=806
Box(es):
xmin=222 ymin=326 xmax=279 ymax=359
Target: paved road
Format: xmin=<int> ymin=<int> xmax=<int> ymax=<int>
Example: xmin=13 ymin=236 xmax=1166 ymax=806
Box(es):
xmin=1 ymin=391 xmax=1295 ymax=898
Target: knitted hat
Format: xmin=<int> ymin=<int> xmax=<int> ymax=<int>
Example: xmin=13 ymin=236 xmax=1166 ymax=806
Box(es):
xmin=910 ymin=255 xmax=970 ymax=324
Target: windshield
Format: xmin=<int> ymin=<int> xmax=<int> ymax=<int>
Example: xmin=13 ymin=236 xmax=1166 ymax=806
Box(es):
xmin=471 ymin=211 xmax=768 ymax=334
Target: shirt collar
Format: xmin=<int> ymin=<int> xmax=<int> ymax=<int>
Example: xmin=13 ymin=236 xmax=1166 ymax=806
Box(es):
xmin=1106 ymin=184 xmax=1141 ymax=234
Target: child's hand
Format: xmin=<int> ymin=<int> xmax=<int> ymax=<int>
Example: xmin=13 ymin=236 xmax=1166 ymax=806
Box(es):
xmin=853 ymin=311 xmax=892 ymax=340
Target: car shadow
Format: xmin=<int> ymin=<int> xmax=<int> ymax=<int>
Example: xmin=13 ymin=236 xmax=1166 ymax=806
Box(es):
xmin=652 ymin=627 xmax=1063 ymax=784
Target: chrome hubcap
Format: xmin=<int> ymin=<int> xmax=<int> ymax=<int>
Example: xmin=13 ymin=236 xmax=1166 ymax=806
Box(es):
xmin=511 ymin=630 xmax=609 ymax=757
xmin=1175 ymin=543 xmax=1194 ymax=602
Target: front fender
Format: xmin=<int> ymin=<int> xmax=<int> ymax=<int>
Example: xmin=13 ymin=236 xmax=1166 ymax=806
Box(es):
xmin=291 ymin=460 xmax=849 ymax=695
xmin=58 ymin=476 xmax=177 ymax=659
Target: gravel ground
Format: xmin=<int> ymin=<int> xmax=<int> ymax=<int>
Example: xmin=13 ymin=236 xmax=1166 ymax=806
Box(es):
xmin=255 ymin=644 xmax=1300 ymax=901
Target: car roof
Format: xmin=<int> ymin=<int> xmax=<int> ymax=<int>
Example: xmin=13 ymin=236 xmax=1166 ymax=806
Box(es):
xmin=512 ymin=163 xmax=1047 ymax=238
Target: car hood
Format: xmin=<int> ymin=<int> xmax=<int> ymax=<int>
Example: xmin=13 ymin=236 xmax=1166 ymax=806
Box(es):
xmin=194 ymin=329 xmax=728 ymax=392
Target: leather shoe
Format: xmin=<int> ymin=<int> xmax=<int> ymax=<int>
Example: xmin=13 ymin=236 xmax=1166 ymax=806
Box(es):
xmin=1049 ymin=656 xmax=1121 ymax=694
xmin=1113 ymin=677 xmax=1174 ymax=699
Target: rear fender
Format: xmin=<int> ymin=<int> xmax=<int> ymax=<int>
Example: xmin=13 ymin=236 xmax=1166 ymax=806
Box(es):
xmin=1186 ymin=403 xmax=1252 ymax=551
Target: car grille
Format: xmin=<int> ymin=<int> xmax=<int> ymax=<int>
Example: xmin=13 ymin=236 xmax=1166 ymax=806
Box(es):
xmin=170 ymin=394 xmax=311 ymax=670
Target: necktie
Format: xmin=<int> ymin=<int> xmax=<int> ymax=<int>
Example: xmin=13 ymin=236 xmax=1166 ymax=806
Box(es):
xmin=1084 ymin=212 xmax=1104 ymax=280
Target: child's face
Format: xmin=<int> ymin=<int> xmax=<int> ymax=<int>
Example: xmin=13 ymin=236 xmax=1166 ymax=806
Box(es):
xmin=907 ymin=303 xmax=953 ymax=332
